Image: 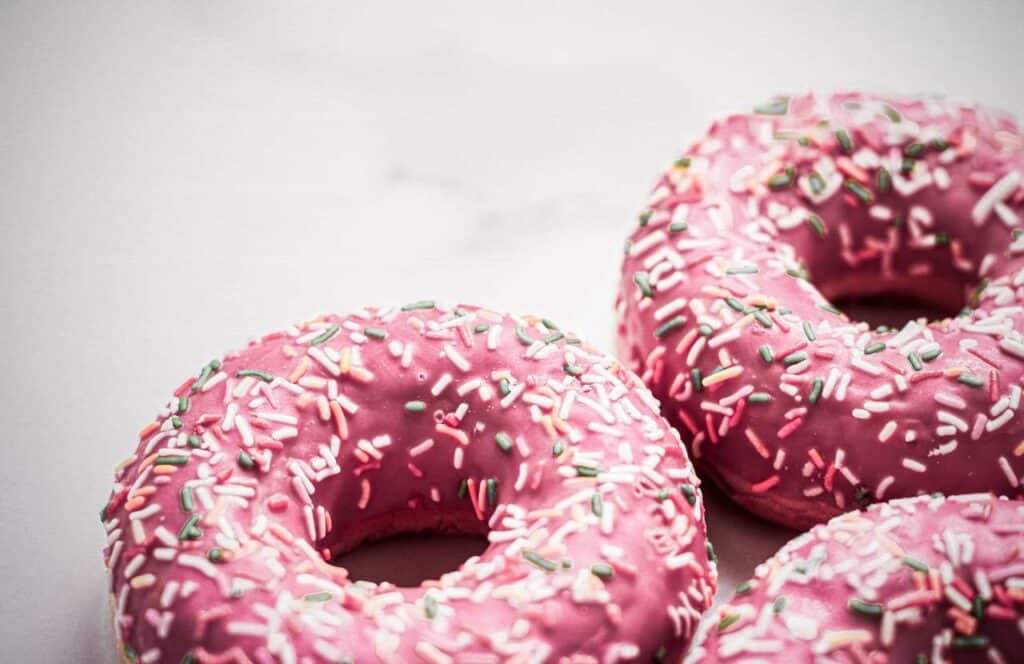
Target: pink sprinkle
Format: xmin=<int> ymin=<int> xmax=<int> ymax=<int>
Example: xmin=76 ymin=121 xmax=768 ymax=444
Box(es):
xmin=777 ymin=417 xmax=804 ymax=439
xmin=357 ymin=478 xmax=371 ymax=510
xmin=750 ymin=475 xmax=780 ymax=493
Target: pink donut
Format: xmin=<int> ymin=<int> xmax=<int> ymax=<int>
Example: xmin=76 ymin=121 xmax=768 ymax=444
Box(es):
xmin=686 ymin=493 xmax=1024 ymax=663
xmin=100 ymin=304 xmax=716 ymax=663
xmin=616 ymin=92 xmax=1024 ymax=529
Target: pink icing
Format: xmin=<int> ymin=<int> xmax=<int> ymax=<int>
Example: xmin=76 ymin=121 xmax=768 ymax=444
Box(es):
xmin=687 ymin=494 xmax=1024 ymax=663
xmin=101 ymin=304 xmax=716 ymax=663
xmin=616 ymin=92 xmax=1024 ymax=529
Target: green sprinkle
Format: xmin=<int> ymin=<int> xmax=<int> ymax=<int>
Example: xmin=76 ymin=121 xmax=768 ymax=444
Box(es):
xmin=706 ymin=540 xmax=717 ymax=564
xmin=543 ymin=330 xmax=564 ymax=345
xmin=679 ymin=483 xmax=697 ymax=505
xmin=845 ymin=179 xmax=874 ymax=204
xmin=768 ymin=167 xmax=795 ymax=190
xmin=590 ymin=563 xmax=614 ymax=579
xmin=908 ymin=352 xmax=923 ymax=371
xmin=155 ymin=455 xmax=188 ymax=466
xmin=515 ymin=326 xmax=535 ymax=345
xmin=576 ymin=465 xmax=600 ymax=478
xmin=304 ymin=591 xmax=332 ymax=602
xmin=424 ymin=595 xmax=438 ymax=618
xmin=904 ymin=142 xmax=925 ymax=158
xmin=718 ymin=613 xmax=740 ymax=631
xmin=633 ymin=271 xmax=653 ymax=298
xmin=591 ymin=493 xmax=603 ymax=516
xmin=310 ymin=324 xmax=340 ymax=346
xmin=902 ymin=556 xmax=929 ymax=573
xmin=835 ymin=129 xmax=853 ymax=153
xmin=882 ymin=104 xmax=902 ymax=122
xmin=848 ymin=598 xmax=884 ymax=617
xmin=190 ymin=359 xmax=221 ymax=393
xmin=401 ymin=300 xmax=435 ymax=311
xmin=901 ymin=157 xmax=916 ymax=174
xmin=552 ymin=440 xmax=565 ymax=457
xmin=807 ymin=214 xmax=827 ymax=238
xmin=809 ymin=378 xmax=824 ymax=404
xmin=736 ymin=580 xmax=753 ymax=595
xmin=754 ymin=97 xmax=789 ymax=115
xmin=177 ymin=396 xmax=189 ymax=414
xmin=725 ymin=297 xmax=745 ymax=312
xmin=187 ymin=435 xmax=202 ymax=448
xmin=952 ymin=635 xmax=989 ymax=649
xmin=638 ymin=209 xmax=652 ymax=226
xmin=752 ymin=310 xmax=773 ymax=328
xmin=654 ymin=316 xmax=686 ymax=338
xmin=669 ymin=221 xmax=688 ymax=233
xmin=802 ymin=321 xmax=816 ymax=341
xmin=748 ymin=392 xmax=772 ymax=403
xmin=971 ymin=595 xmax=985 ymax=620
xmin=782 ymin=351 xmax=807 ymax=366
xmin=698 ymin=323 xmax=713 ymax=337
xmin=178 ymin=514 xmax=202 ymax=541
xmin=932 ymin=138 xmax=950 ymax=151
xmin=563 ymin=362 xmax=583 ymax=376
xmin=236 ymin=369 xmax=274 ymax=382
xmin=654 ymin=646 xmax=667 ymax=662
xmin=179 ymin=486 xmax=194 ymax=513
xmin=474 ymin=323 xmax=490 ymax=334
xmin=208 ymin=548 xmax=225 ymax=563
xmin=772 ymin=596 xmax=787 ymax=613
xmin=726 ymin=265 xmax=758 ymax=275
xmin=522 ymin=550 xmax=558 ymax=572
xmin=920 ymin=348 xmax=941 ymax=362
xmin=657 ymin=487 xmax=670 ymax=502
xmin=674 ymin=156 xmax=692 ymax=169
xmin=499 ymin=377 xmax=511 ymax=396
xmin=758 ymin=345 xmax=774 ymax=364
xmin=957 ymin=374 xmax=983 ymax=388
xmin=877 ymin=167 xmax=892 ymax=195
xmin=864 ymin=342 xmax=886 ymax=355
xmin=486 ymin=478 xmax=497 ymax=506
xmin=170 ymin=415 xmax=182 ymax=429
xmin=363 ymin=326 xmax=387 ymax=340
xmin=691 ymin=368 xmax=703 ymax=392
xmin=457 ymin=478 xmax=468 ymax=499
xmin=237 ymin=451 xmax=255 ymax=470
xmin=809 ymin=171 xmax=826 ymax=195
xmin=819 ymin=302 xmax=841 ymax=315
xmin=405 ymin=400 xmax=426 ymax=412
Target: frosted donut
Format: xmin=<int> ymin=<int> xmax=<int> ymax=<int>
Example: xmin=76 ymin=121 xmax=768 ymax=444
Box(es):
xmin=100 ymin=303 xmax=716 ymax=664
xmin=685 ymin=493 xmax=1024 ymax=663
xmin=616 ymin=91 xmax=1024 ymax=529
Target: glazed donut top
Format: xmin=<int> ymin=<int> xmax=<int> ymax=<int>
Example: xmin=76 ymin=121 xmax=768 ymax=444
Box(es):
xmin=100 ymin=304 xmax=715 ymax=664
xmin=617 ymin=92 xmax=1024 ymax=528
xmin=687 ymin=494 xmax=1024 ymax=663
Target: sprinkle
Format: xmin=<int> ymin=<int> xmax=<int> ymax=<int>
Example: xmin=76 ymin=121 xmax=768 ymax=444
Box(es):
xmin=808 ymin=378 xmax=824 ymax=404
xmin=718 ymin=613 xmax=740 ymax=631
xmin=802 ymin=321 xmax=816 ymax=341
xmin=236 ymin=369 xmax=274 ymax=382
xmin=679 ymin=483 xmax=697 ymax=505
xmin=957 ymin=374 xmax=983 ymax=388
xmin=864 ymin=342 xmax=886 ymax=355
xmin=902 ymin=556 xmax=929 ymax=573
xmin=237 ymin=451 xmax=255 ymax=470
xmin=522 ymin=550 xmax=558 ymax=572
xmin=591 ymin=493 xmax=603 ymax=516
xmin=847 ymin=599 xmax=883 ymax=617
xmin=758 ymin=345 xmax=774 ymax=363
xmin=495 ymin=432 xmax=513 ymax=454
xmin=591 ymin=564 xmax=614 ymax=579
xmin=401 ymin=300 xmax=435 ymax=311
xmin=405 ymin=401 xmax=426 ymax=412
xmin=654 ymin=316 xmax=685 ymax=338
xmin=877 ymin=167 xmax=892 ymax=194
xmin=748 ymin=392 xmax=772 ymax=403
xmin=782 ymin=351 xmax=808 ymax=366
xmin=754 ymin=97 xmax=789 ymax=115
xmin=363 ymin=326 xmax=387 ymax=340
xmin=835 ymin=129 xmax=853 ymax=154
xmin=845 ymin=179 xmax=874 ymax=204
xmin=633 ymin=272 xmax=653 ymax=298
xmin=310 ymin=324 xmax=340 ymax=346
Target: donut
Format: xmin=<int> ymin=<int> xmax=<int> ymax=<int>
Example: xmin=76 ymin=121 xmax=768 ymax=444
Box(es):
xmin=616 ymin=91 xmax=1024 ymax=529
xmin=100 ymin=304 xmax=716 ymax=664
xmin=685 ymin=493 xmax=1024 ymax=663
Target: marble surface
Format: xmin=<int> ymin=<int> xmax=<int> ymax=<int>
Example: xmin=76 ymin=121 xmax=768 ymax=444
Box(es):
xmin=2 ymin=1 xmax=1023 ymax=661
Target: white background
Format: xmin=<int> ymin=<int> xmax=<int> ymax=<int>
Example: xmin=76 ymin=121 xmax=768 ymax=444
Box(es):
xmin=2 ymin=2 xmax=1022 ymax=661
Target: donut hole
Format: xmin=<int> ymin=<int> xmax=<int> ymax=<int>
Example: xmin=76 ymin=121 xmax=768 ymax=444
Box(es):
xmin=332 ymin=532 xmax=489 ymax=587
xmin=319 ymin=506 xmax=490 ymax=588
xmin=825 ymin=284 xmax=966 ymax=329
xmin=811 ymin=261 xmax=969 ymax=329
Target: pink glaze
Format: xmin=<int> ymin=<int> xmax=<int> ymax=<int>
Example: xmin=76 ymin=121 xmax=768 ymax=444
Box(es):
xmin=686 ymin=494 xmax=1024 ymax=663
xmin=616 ymin=92 xmax=1024 ymax=529
xmin=101 ymin=304 xmax=716 ymax=663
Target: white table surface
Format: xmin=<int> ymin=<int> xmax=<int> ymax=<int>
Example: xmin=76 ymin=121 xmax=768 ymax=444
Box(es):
xmin=2 ymin=1 xmax=1022 ymax=661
